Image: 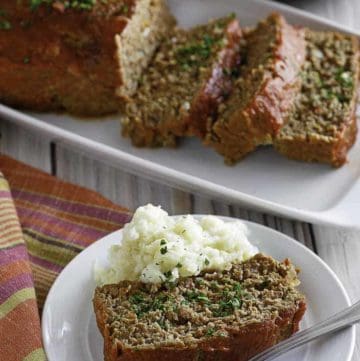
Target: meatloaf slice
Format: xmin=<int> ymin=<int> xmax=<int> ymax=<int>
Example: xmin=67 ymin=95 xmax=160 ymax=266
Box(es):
xmin=205 ymin=13 xmax=306 ymax=164
xmin=0 ymin=0 xmax=175 ymax=116
xmin=274 ymin=30 xmax=360 ymax=167
xmin=121 ymin=15 xmax=242 ymax=147
xmin=93 ymin=254 xmax=306 ymax=361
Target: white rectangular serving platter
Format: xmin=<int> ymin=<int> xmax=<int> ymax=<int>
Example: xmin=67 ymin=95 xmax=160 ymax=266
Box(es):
xmin=2 ymin=0 xmax=360 ymax=229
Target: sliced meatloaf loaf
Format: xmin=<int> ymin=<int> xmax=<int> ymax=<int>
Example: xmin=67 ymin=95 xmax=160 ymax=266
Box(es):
xmin=93 ymin=254 xmax=306 ymax=361
xmin=205 ymin=13 xmax=306 ymax=164
xmin=0 ymin=0 xmax=175 ymax=115
xmin=121 ymin=15 xmax=242 ymax=147
xmin=274 ymin=30 xmax=360 ymax=167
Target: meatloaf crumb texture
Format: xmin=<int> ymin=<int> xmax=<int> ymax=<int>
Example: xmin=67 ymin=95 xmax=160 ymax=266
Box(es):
xmin=205 ymin=13 xmax=306 ymax=164
xmin=0 ymin=0 xmax=175 ymax=116
xmin=93 ymin=254 xmax=306 ymax=361
xmin=274 ymin=30 xmax=360 ymax=167
xmin=121 ymin=16 xmax=242 ymax=147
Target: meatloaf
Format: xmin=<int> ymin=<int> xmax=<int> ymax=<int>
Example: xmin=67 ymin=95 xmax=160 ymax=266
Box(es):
xmin=0 ymin=0 xmax=175 ymax=116
xmin=121 ymin=15 xmax=242 ymax=147
xmin=205 ymin=13 xmax=306 ymax=164
xmin=93 ymin=254 xmax=306 ymax=361
xmin=274 ymin=30 xmax=360 ymax=167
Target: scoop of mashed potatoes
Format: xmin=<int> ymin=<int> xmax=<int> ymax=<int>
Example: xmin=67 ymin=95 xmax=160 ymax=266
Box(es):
xmin=95 ymin=204 xmax=258 ymax=285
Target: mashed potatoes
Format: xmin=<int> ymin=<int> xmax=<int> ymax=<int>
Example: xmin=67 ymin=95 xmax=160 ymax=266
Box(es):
xmin=95 ymin=204 xmax=258 ymax=285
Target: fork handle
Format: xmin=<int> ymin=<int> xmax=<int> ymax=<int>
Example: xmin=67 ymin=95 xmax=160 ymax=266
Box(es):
xmin=250 ymin=300 xmax=360 ymax=361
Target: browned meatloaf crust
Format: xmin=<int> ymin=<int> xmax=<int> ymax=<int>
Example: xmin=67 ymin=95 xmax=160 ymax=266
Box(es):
xmin=205 ymin=13 xmax=306 ymax=164
xmin=121 ymin=15 xmax=242 ymax=147
xmin=93 ymin=254 xmax=306 ymax=361
xmin=274 ymin=30 xmax=360 ymax=167
xmin=0 ymin=0 xmax=175 ymax=116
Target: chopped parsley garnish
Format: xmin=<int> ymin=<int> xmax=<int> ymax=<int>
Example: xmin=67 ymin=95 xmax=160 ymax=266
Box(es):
xmin=129 ymin=293 xmax=145 ymax=305
xmin=0 ymin=10 xmax=11 ymax=31
xmin=233 ymin=283 xmax=243 ymax=295
xmin=176 ymin=262 xmax=182 ymax=268
xmin=206 ymin=327 xmax=215 ymax=337
xmin=29 ymin=0 xmax=97 ymax=11
xmin=129 ymin=292 xmax=173 ymax=318
xmin=121 ymin=4 xmax=129 ymax=14
xmin=204 ymin=258 xmax=210 ymax=266
xmin=0 ymin=20 xmax=11 ymax=30
xmin=160 ymin=239 xmax=166 ymax=246
xmin=336 ymin=69 xmax=353 ymax=88
xmin=176 ymin=34 xmax=218 ymax=68
xmin=185 ymin=291 xmax=210 ymax=303
xmin=195 ymin=278 xmax=204 ymax=286
xmin=212 ymin=283 xmax=245 ymax=317
xmin=213 ymin=298 xmax=242 ymax=317
xmin=160 ymin=246 xmax=168 ymax=255
xmin=257 ymin=279 xmax=271 ymax=291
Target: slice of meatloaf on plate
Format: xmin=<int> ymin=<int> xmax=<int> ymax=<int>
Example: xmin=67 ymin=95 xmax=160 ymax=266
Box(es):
xmin=205 ymin=13 xmax=306 ymax=164
xmin=93 ymin=254 xmax=306 ymax=361
xmin=274 ymin=30 xmax=360 ymax=167
xmin=121 ymin=15 xmax=242 ymax=147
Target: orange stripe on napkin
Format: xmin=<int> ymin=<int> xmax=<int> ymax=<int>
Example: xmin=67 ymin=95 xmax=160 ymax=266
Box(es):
xmin=0 ymin=154 xmax=132 ymax=361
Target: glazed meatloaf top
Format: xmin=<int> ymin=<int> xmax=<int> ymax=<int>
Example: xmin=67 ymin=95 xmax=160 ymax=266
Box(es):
xmin=275 ymin=30 xmax=360 ymax=166
xmin=0 ymin=0 xmax=175 ymax=115
xmin=0 ymin=0 xmax=135 ymax=93
xmin=122 ymin=15 xmax=242 ymax=147
xmin=213 ymin=13 xmax=305 ymax=136
xmin=204 ymin=13 xmax=306 ymax=164
xmin=94 ymin=254 xmax=305 ymax=357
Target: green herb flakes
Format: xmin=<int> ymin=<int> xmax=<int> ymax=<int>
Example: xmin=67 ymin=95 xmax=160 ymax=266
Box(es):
xmin=29 ymin=0 xmax=97 ymax=11
xmin=176 ymin=35 xmax=218 ymax=68
xmin=185 ymin=291 xmax=209 ymax=304
xmin=129 ymin=292 xmax=173 ymax=318
xmin=0 ymin=10 xmax=11 ymax=31
xmin=0 ymin=20 xmax=11 ymax=30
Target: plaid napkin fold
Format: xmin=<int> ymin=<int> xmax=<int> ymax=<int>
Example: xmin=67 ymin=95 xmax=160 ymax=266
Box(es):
xmin=0 ymin=154 xmax=132 ymax=361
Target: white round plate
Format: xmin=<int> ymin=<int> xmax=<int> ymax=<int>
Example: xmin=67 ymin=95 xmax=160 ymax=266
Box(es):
xmin=42 ymin=217 xmax=355 ymax=361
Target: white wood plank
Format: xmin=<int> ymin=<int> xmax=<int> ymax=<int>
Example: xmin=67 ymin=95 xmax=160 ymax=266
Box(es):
xmin=0 ymin=119 xmax=51 ymax=172
xmin=55 ymin=144 xmax=186 ymax=212
xmin=313 ymin=226 xmax=360 ymax=360
xmin=288 ymin=1 xmax=360 ymax=359
xmin=54 ymin=144 xmax=313 ymax=246
xmin=279 ymin=0 xmax=360 ymax=30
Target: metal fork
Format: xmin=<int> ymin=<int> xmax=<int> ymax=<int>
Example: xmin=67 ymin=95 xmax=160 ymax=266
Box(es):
xmin=250 ymin=300 xmax=360 ymax=361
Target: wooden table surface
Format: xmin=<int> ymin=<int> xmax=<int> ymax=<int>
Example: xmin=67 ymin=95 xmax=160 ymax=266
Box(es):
xmin=0 ymin=0 xmax=359 ymax=359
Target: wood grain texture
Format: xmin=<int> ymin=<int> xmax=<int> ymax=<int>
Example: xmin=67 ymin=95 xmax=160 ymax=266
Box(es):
xmin=286 ymin=2 xmax=360 ymax=359
xmin=279 ymin=0 xmax=360 ymax=30
xmin=0 ymin=119 xmax=51 ymax=172
xmin=313 ymin=226 xmax=360 ymax=359
xmin=54 ymin=144 xmax=314 ymax=248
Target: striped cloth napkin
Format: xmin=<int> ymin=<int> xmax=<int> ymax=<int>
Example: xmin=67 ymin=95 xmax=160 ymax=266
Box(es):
xmin=0 ymin=154 xmax=132 ymax=361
